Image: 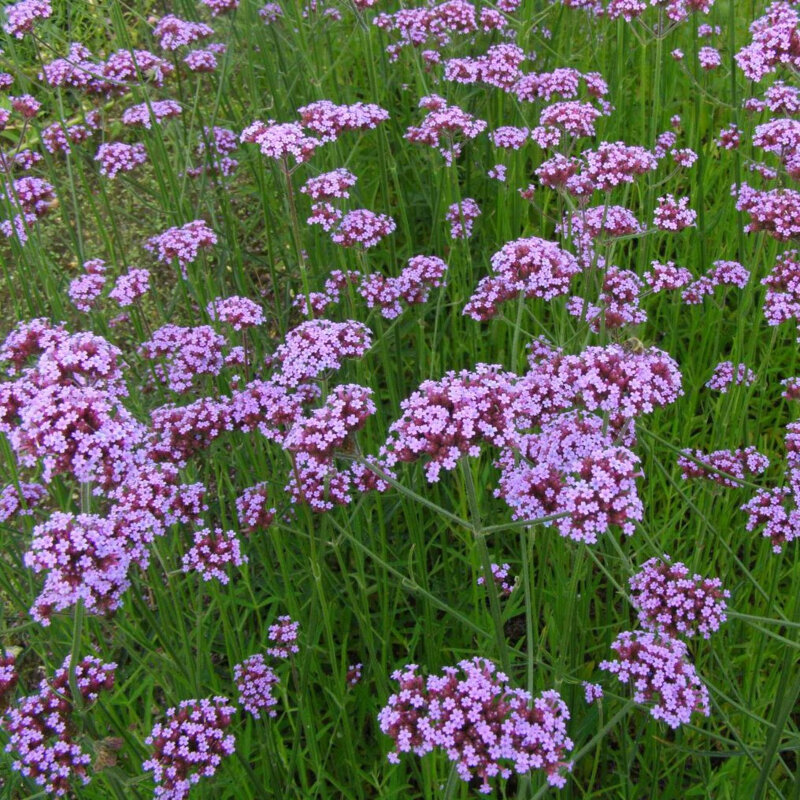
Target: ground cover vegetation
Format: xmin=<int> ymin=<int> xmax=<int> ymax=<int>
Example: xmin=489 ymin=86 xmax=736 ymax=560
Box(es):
xmin=0 ymin=0 xmax=798 ymax=797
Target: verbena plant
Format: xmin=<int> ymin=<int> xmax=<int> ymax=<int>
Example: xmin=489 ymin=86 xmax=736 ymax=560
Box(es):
xmin=0 ymin=0 xmax=798 ymax=798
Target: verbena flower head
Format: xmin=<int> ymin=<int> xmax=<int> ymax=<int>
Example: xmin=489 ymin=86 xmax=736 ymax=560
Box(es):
xmin=121 ymin=100 xmax=182 ymax=129
xmin=446 ymin=198 xmax=480 ymax=239
xmin=600 ymin=631 xmax=710 ymax=729
xmin=735 ymin=2 xmax=800 ymax=82
xmin=405 ymin=94 xmax=487 ymax=165
xmin=378 ymin=657 xmax=573 ymax=793
xmin=381 ymin=364 xmax=518 ymax=482
xmin=145 ymin=220 xmax=217 ymax=276
xmin=234 ymin=654 xmax=279 ymax=718
xmin=268 ymin=319 xmax=372 ymax=388
xmin=300 ymin=168 xmax=357 ymax=200
xmin=629 ymin=556 xmax=729 ymax=639
xmin=298 ymin=100 xmax=389 ymax=142
xmin=236 ymin=483 xmax=276 ymax=532
xmin=735 ymin=183 xmax=800 ymax=240
xmin=330 ymin=209 xmax=396 ymax=248
xmin=139 ymin=324 xmax=226 ymax=393
xmin=95 ymin=142 xmax=147 ymax=179
xmin=143 ymin=697 xmax=236 ymax=800
xmin=464 ymin=236 xmax=580 ymax=320
xmin=677 ymin=446 xmax=769 ymax=487
xmin=109 ymin=268 xmax=150 ymax=307
xmin=267 ymin=615 xmax=300 ymax=658
xmin=3 ymin=0 xmax=52 ymax=38
xmin=359 ymin=255 xmax=447 ymax=319
xmin=477 ymin=562 xmax=515 ymax=596
xmin=285 ymin=384 xmax=375 ymax=458
xmin=3 ymin=655 xmax=115 ymax=796
xmin=152 ymin=15 xmax=214 ymax=50
xmin=653 ymin=194 xmax=697 ymax=231
xmin=0 ymin=481 xmax=46 ymax=523
xmin=207 ymin=296 xmax=265 ymax=330
xmin=706 ymin=361 xmax=756 ymax=392
xmin=181 ymin=528 xmax=247 ymax=584
xmin=241 ymin=120 xmax=320 ymax=163
xmin=583 ymin=682 xmax=603 ymax=703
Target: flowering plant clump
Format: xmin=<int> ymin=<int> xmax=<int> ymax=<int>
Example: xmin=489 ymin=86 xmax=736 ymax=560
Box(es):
xmin=3 ymin=0 xmax=800 ymax=795
xmin=378 ymin=657 xmax=574 ymax=793
xmin=629 ymin=556 xmax=730 ymax=639
xmin=600 ymin=631 xmax=710 ymax=728
xmin=143 ymin=697 xmax=236 ymax=799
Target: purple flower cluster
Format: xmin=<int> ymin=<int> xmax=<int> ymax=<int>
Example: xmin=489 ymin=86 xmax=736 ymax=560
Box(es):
xmin=145 ymin=220 xmax=217 ymax=275
xmin=122 ymin=100 xmax=182 ymax=129
xmin=0 ymin=481 xmax=45 ymax=522
xmin=298 ymin=100 xmax=389 ymax=142
xmin=3 ymin=655 xmax=115 ymax=795
xmin=241 ymin=120 xmax=320 ymax=164
xmin=496 ymin=412 xmax=643 ymax=542
xmin=600 ymin=631 xmax=710 ymax=729
xmin=330 ymin=208 xmax=396 ymax=248
xmin=653 ymin=194 xmax=697 ymax=231
xmin=446 ymin=198 xmax=481 ymax=239
xmin=94 ymin=142 xmax=147 ymax=178
xmin=300 ymin=168 xmax=357 ymax=200
xmin=629 ymin=556 xmax=729 ymax=639
xmin=236 ymin=483 xmax=276 ymax=532
xmin=464 ymin=236 xmax=580 ymax=320
xmin=181 ymin=528 xmax=247 ymax=584
xmin=109 ymin=268 xmax=150 ymax=307
xmin=381 ymin=364 xmax=518 ymax=482
xmin=735 ymin=2 xmax=800 ymax=82
xmin=359 ymin=255 xmax=447 ymax=319
xmin=269 ymin=319 xmax=372 ymax=388
xmin=143 ymin=697 xmax=236 ymax=800
xmin=207 ymin=295 xmax=265 ymax=330
xmin=68 ymin=259 xmax=107 ymax=312
xmin=378 ymin=657 xmax=573 ymax=793
xmin=234 ymin=654 xmax=280 ymax=718
xmin=2 ymin=0 xmax=52 ymax=38
xmin=706 ymin=361 xmax=756 ymax=392
xmin=152 ymin=15 xmax=214 ymax=50
xmin=405 ymin=94 xmax=487 ymax=165
xmin=678 ymin=446 xmax=769 ymax=487
xmin=267 ymin=615 xmax=300 ymax=659
xmin=735 ymin=183 xmax=800 ymax=241
xmin=24 ymin=512 xmax=136 ymax=624
xmin=477 ymin=562 xmax=515 ymax=596
xmin=139 ymin=324 xmax=226 ymax=393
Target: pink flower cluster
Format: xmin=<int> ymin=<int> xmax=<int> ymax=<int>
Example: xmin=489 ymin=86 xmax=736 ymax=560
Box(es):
xmin=122 ymin=100 xmax=182 ymax=129
xmin=269 ymin=319 xmax=372 ymax=388
xmin=464 ymin=236 xmax=580 ymax=321
xmin=629 ymin=556 xmax=729 ymax=639
xmin=207 ymin=295 xmax=265 ymax=330
xmin=381 ymin=364 xmax=518 ymax=482
xmin=378 ymin=657 xmax=573 ymax=793
xmin=139 ymin=324 xmax=226 ymax=393
xmin=678 ymin=446 xmax=769 ymax=487
xmin=68 ymin=259 xmax=107 ymax=312
xmin=241 ymin=120 xmax=320 ymax=163
xmin=446 ymin=198 xmax=480 ymax=239
xmin=300 ymin=168 xmax=357 ymax=200
xmin=181 ymin=527 xmax=247 ymax=584
xmin=267 ymin=615 xmax=300 ymax=659
xmin=496 ymin=412 xmax=643 ymax=542
xmin=145 ymin=220 xmax=217 ymax=276
xmin=359 ymin=255 xmax=448 ymax=319
xmin=152 ymin=15 xmax=214 ymax=50
xmin=735 ymin=183 xmax=800 ymax=241
xmin=236 ymin=483 xmax=276 ymax=532
xmin=405 ymin=94 xmax=487 ymax=165
xmin=762 ymin=250 xmax=800 ymax=337
xmin=600 ymin=631 xmax=710 ymax=728
xmin=681 ymin=260 xmax=750 ymax=304
xmin=735 ymin=2 xmax=800 ymax=82
xmin=234 ymin=654 xmax=280 ymax=718
xmin=2 ymin=0 xmax=52 ymax=38
xmin=3 ymin=655 xmax=115 ymax=796
xmin=95 ymin=142 xmax=147 ymax=178
xmin=706 ymin=361 xmax=756 ymax=392
xmin=653 ymin=194 xmax=697 ymax=231
xmin=477 ymin=562 xmax=515 ymax=596
xmin=143 ymin=697 xmax=236 ymax=800
xmin=298 ymin=100 xmax=389 ymax=142
xmin=330 ymin=208 xmax=396 ymax=248
xmin=109 ymin=268 xmax=150 ymax=307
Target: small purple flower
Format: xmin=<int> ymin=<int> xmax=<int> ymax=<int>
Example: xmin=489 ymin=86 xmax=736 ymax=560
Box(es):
xmin=181 ymin=528 xmax=247 ymax=584
xmin=267 ymin=615 xmax=300 ymax=659
xmin=234 ymin=654 xmax=279 ymax=718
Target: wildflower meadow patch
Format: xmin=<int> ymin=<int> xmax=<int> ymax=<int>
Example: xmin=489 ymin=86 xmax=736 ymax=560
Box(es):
xmin=0 ymin=0 xmax=798 ymax=797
